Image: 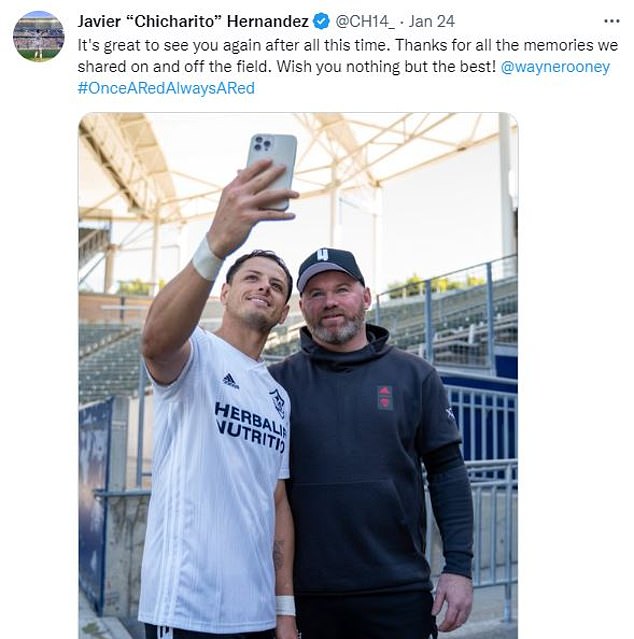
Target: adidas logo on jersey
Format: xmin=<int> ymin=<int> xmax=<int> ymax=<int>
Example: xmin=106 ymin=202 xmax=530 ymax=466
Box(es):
xmin=222 ymin=373 xmax=239 ymax=389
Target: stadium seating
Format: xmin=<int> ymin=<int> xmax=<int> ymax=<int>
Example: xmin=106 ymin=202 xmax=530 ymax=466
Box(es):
xmin=79 ymin=226 xmax=111 ymax=269
xmin=79 ymin=324 xmax=145 ymax=404
xmin=263 ymin=276 xmax=518 ymax=367
xmin=78 ymin=270 xmax=518 ymax=404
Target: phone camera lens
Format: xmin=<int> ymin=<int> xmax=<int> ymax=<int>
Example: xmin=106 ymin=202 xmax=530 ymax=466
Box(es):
xmin=254 ymin=144 xmax=262 ymax=151
xmin=255 ymin=136 xmax=263 ymax=143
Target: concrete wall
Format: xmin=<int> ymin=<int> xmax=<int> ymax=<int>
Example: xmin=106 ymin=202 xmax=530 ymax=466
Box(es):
xmin=79 ymin=292 xmax=300 ymax=325
xmin=79 ymin=293 xmax=153 ymax=324
xmin=103 ymin=493 xmax=149 ymax=617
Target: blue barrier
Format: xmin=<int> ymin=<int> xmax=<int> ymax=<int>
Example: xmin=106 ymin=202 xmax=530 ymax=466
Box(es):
xmin=78 ymin=398 xmax=113 ymax=615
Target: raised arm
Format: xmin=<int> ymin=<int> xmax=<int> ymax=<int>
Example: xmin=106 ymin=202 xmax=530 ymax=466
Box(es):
xmin=141 ymin=159 xmax=298 ymax=384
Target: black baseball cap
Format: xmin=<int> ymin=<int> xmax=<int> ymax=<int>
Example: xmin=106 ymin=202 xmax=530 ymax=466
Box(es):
xmin=297 ymin=247 xmax=365 ymax=293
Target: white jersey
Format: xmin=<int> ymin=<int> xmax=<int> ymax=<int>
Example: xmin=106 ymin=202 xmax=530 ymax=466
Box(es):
xmin=138 ymin=327 xmax=290 ymax=633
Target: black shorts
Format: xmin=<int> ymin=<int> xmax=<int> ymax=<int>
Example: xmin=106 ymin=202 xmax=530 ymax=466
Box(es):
xmin=144 ymin=625 xmax=275 ymax=639
xmin=296 ymin=590 xmax=438 ymax=639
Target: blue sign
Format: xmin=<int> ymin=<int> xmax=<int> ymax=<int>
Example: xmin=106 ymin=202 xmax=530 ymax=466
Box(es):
xmin=78 ymin=398 xmax=112 ymax=615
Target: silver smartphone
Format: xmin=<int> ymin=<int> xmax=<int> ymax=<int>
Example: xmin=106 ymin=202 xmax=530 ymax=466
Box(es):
xmin=246 ymin=133 xmax=297 ymax=210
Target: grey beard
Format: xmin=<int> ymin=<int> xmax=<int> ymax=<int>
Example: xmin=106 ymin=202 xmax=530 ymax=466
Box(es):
xmin=309 ymin=313 xmax=364 ymax=346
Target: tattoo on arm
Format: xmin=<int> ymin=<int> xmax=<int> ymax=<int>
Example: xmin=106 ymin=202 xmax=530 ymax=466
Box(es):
xmin=273 ymin=540 xmax=284 ymax=570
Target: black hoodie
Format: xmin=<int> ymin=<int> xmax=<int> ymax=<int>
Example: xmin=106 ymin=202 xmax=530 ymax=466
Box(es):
xmin=269 ymin=324 xmax=473 ymax=594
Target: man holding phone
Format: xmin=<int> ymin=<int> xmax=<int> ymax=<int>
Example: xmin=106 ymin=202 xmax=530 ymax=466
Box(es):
xmin=138 ymin=158 xmax=300 ymax=639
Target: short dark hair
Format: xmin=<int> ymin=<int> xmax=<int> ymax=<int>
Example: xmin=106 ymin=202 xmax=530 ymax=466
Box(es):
xmin=225 ymin=250 xmax=293 ymax=303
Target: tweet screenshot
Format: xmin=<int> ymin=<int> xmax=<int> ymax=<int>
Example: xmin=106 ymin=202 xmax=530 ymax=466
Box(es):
xmin=3 ymin=2 xmax=630 ymax=638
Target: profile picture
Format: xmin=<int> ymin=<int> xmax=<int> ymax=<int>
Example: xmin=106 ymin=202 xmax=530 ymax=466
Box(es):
xmin=13 ymin=10 xmax=64 ymax=62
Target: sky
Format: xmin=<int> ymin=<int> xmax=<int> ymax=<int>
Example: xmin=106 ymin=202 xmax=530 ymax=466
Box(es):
xmin=24 ymin=11 xmax=55 ymax=18
xmin=79 ymin=112 xmax=518 ymax=297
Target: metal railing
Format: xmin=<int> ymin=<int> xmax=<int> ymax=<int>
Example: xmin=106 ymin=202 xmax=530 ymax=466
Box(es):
xmin=81 ymin=396 xmax=518 ymax=623
xmin=425 ymin=458 xmax=518 ymax=623
xmin=262 ymin=255 xmax=517 ymax=370
xmin=371 ymin=254 xmax=518 ymax=373
xmin=447 ymin=385 xmax=517 ymax=461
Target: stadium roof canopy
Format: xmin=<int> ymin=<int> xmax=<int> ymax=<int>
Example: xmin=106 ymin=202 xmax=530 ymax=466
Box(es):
xmin=79 ymin=112 xmax=516 ymax=291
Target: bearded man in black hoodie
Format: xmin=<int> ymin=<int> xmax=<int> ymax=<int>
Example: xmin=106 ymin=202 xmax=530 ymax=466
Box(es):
xmin=269 ymin=248 xmax=474 ymax=639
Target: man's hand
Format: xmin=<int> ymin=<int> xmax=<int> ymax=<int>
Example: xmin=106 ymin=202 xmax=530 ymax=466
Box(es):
xmin=275 ymin=614 xmax=298 ymax=639
xmin=209 ymin=158 xmax=299 ymax=259
xmin=432 ymin=572 xmax=473 ymax=632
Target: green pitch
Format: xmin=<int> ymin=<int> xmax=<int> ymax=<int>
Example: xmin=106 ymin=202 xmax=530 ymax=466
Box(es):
xmin=18 ymin=48 xmax=60 ymax=61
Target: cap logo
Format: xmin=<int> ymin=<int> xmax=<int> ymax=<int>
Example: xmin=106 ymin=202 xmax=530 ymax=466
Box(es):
xmin=316 ymin=248 xmax=329 ymax=261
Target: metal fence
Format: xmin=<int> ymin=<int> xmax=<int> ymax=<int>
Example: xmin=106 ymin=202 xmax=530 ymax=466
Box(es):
xmin=425 ymin=458 xmax=518 ymax=623
xmin=371 ymin=254 xmax=518 ymax=373
xmin=80 ymin=397 xmax=518 ymax=622
xmin=447 ymin=385 xmax=517 ymax=461
xmin=262 ymin=255 xmax=517 ymax=366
